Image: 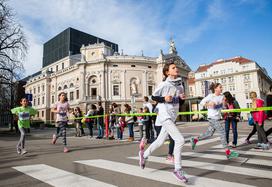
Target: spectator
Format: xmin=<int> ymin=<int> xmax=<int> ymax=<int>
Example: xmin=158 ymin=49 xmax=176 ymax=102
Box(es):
xmin=96 ymin=102 xmax=104 ymax=139
xmin=223 ymin=91 xmax=240 ymax=148
xmin=86 ymin=104 xmax=97 ymax=138
xmin=124 ymin=104 xmax=134 ymax=141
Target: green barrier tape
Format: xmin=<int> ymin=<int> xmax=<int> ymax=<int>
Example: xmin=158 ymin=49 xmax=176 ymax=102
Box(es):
xmin=31 ymin=106 xmax=272 ymax=124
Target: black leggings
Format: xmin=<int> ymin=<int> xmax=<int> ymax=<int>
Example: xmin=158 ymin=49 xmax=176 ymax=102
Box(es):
xmin=246 ymin=124 xmax=270 ymax=142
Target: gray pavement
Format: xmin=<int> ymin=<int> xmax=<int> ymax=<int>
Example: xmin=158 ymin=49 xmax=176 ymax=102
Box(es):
xmin=0 ymin=121 xmax=272 ymax=187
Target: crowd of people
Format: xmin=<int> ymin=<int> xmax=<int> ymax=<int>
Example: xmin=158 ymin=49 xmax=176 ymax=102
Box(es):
xmin=10 ymin=62 xmax=272 ymax=184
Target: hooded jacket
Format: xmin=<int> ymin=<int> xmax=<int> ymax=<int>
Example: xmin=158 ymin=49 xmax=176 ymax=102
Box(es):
xmin=152 ymin=77 xmax=184 ymax=123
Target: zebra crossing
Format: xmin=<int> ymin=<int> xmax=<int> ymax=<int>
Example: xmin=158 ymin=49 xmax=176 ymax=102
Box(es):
xmin=12 ymin=136 xmax=272 ymax=187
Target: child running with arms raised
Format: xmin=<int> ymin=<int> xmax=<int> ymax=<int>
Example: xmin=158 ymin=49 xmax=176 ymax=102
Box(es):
xmin=11 ymin=98 xmax=37 ymax=155
xmin=138 ymin=62 xmax=188 ymax=183
xmin=190 ymin=83 xmax=239 ymax=159
xmin=51 ymin=92 xmax=71 ymax=153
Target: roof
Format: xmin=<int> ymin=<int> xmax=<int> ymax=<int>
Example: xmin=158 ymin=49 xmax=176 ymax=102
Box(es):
xmin=196 ymin=56 xmax=253 ymax=73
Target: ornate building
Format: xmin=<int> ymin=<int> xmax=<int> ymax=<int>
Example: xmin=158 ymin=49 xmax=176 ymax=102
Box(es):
xmin=24 ymin=39 xmax=191 ymax=122
xmin=191 ymin=56 xmax=272 ymax=119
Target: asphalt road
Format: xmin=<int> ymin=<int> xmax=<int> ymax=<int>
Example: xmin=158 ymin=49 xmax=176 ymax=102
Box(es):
xmin=0 ymin=121 xmax=271 ymax=187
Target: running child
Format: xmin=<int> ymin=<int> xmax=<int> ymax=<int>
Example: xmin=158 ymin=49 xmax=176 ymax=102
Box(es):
xmin=190 ymin=83 xmax=239 ymax=159
xmin=11 ymin=97 xmax=37 ymax=155
xmin=139 ymin=62 xmax=188 ymax=183
xmin=51 ymin=92 xmax=71 ymax=153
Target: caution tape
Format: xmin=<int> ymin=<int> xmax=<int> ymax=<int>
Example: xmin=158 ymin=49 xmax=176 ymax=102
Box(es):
xmin=33 ymin=106 xmax=272 ymax=123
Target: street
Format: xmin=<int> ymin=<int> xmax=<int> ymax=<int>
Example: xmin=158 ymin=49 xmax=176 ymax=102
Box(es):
xmin=0 ymin=121 xmax=271 ymax=187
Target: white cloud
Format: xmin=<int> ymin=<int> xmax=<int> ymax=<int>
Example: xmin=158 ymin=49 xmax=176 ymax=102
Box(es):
xmin=9 ymin=0 xmax=171 ymax=76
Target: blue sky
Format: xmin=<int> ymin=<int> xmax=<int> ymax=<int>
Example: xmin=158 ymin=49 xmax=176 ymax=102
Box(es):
xmin=9 ymin=0 xmax=272 ymax=77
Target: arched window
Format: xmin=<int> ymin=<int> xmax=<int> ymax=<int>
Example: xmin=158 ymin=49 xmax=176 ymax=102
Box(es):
xmin=70 ymin=83 xmax=74 ymax=88
xmin=88 ymin=75 xmax=98 ymax=99
xmin=64 ymin=85 xmax=68 ymax=89
xmin=58 ymin=86 xmax=62 ymax=91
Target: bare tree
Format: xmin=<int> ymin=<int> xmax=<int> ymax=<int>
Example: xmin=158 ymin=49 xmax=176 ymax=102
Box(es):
xmin=0 ymin=0 xmax=27 ymax=82
xmin=0 ymin=0 xmax=27 ymax=129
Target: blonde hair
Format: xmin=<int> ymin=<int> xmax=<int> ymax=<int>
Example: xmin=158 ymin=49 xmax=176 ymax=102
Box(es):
xmin=249 ymin=91 xmax=257 ymax=99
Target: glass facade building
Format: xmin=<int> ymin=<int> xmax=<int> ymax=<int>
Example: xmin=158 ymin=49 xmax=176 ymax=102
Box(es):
xmin=42 ymin=27 xmax=118 ymax=67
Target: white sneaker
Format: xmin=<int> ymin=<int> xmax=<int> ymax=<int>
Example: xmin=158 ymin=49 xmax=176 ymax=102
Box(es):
xmin=21 ymin=149 xmax=28 ymax=155
xmin=16 ymin=148 xmax=21 ymax=154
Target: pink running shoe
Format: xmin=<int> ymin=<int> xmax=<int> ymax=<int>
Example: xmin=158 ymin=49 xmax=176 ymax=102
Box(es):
xmin=52 ymin=134 xmax=57 ymax=144
xmin=173 ymin=169 xmax=188 ymax=183
xmin=139 ymin=137 xmax=146 ymax=150
xmin=63 ymin=147 xmax=69 ymax=153
xmin=166 ymin=155 xmax=174 ymax=163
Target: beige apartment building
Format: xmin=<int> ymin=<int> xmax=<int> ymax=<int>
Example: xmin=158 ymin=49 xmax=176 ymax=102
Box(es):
xmin=24 ymin=40 xmax=191 ymax=122
xmin=189 ymin=56 xmax=272 ymax=119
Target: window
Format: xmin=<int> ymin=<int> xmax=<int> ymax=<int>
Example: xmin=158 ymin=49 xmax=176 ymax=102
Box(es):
xmin=70 ymin=92 xmax=74 ymax=101
xmin=70 ymin=83 xmax=74 ymax=88
xmin=148 ymin=86 xmax=153 ymax=96
xmin=42 ymin=111 xmax=44 ymax=117
xmin=34 ymin=88 xmax=36 ymax=94
xmin=37 ymin=111 xmax=39 ymax=117
xmin=52 ymin=95 xmax=55 ymax=104
xmin=38 ymin=86 xmax=40 ymax=93
xmin=244 ymin=74 xmax=250 ymax=81
xmin=62 ymin=63 xmax=64 ymax=69
xmin=131 ymin=65 xmax=136 ymax=67
xmin=245 ymin=93 xmax=249 ymax=99
xmin=247 ymin=103 xmax=252 ymax=108
xmin=64 ymin=85 xmax=68 ymax=89
xmin=38 ymin=98 xmax=40 ymax=105
xmin=113 ymin=85 xmax=119 ymax=96
xmin=113 ymin=64 xmax=118 ymax=67
xmin=229 ymin=85 xmax=235 ymax=91
xmin=58 ymin=86 xmax=62 ymax=91
xmin=56 ymin=65 xmax=58 ymax=71
xmin=213 ymin=71 xmax=219 ymax=75
xmin=42 ymin=85 xmax=45 ymax=92
xmin=228 ymin=76 xmax=234 ymax=83
xmin=33 ymin=99 xmax=36 ymax=106
xmin=148 ymin=66 xmax=152 ymax=68
xmin=221 ymin=78 xmax=226 ymax=84
xmin=76 ymin=90 xmax=79 ymax=99
xmin=42 ymin=96 xmax=44 ymax=104
xmin=91 ymin=88 xmax=97 ymax=98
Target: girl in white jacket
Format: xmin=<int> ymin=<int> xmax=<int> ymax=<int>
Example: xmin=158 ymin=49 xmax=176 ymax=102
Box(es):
xmin=138 ymin=62 xmax=188 ymax=183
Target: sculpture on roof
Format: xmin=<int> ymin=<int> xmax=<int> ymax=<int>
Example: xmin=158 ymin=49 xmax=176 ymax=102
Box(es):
xmin=169 ymin=38 xmax=177 ymax=54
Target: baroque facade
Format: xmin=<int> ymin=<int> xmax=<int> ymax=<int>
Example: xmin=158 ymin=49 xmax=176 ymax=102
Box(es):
xmin=24 ymin=40 xmax=191 ymax=122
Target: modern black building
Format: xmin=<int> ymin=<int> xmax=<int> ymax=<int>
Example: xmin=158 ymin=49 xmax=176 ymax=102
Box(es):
xmin=42 ymin=27 xmax=119 ymax=67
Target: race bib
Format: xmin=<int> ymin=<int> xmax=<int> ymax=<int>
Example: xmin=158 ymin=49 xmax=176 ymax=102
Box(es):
xmin=18 ymin=112 xmax=30 ymax=120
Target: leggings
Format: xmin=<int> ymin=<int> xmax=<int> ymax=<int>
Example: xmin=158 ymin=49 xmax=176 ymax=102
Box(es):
xmin=56 ymin=122 xmax=67 ymax=146
xmin=17 ymin=127 xmax=26 ymax=150
xmin=199 ymin=119 xmax=227 ymax=148
xmin=144 ymin=119 xmax=185 ymax=170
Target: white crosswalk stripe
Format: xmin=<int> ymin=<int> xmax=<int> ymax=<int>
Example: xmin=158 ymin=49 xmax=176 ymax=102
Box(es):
xmin=182 ymin=152 xmax=272 ymax=166
xmin=184 ymin=137 xmax=221 ymax=146
xmin=13 ymin=164 xmax=117 ymax=187
xmin=75 ymin=159 xmax=255 ymax=187
xmin=12 ymin=133 xmax=272 ymax=187
xmin=128 ymin=156 xmax=272 ymax=179
xmin=211 ymin=148 xmax=272 ymax=157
